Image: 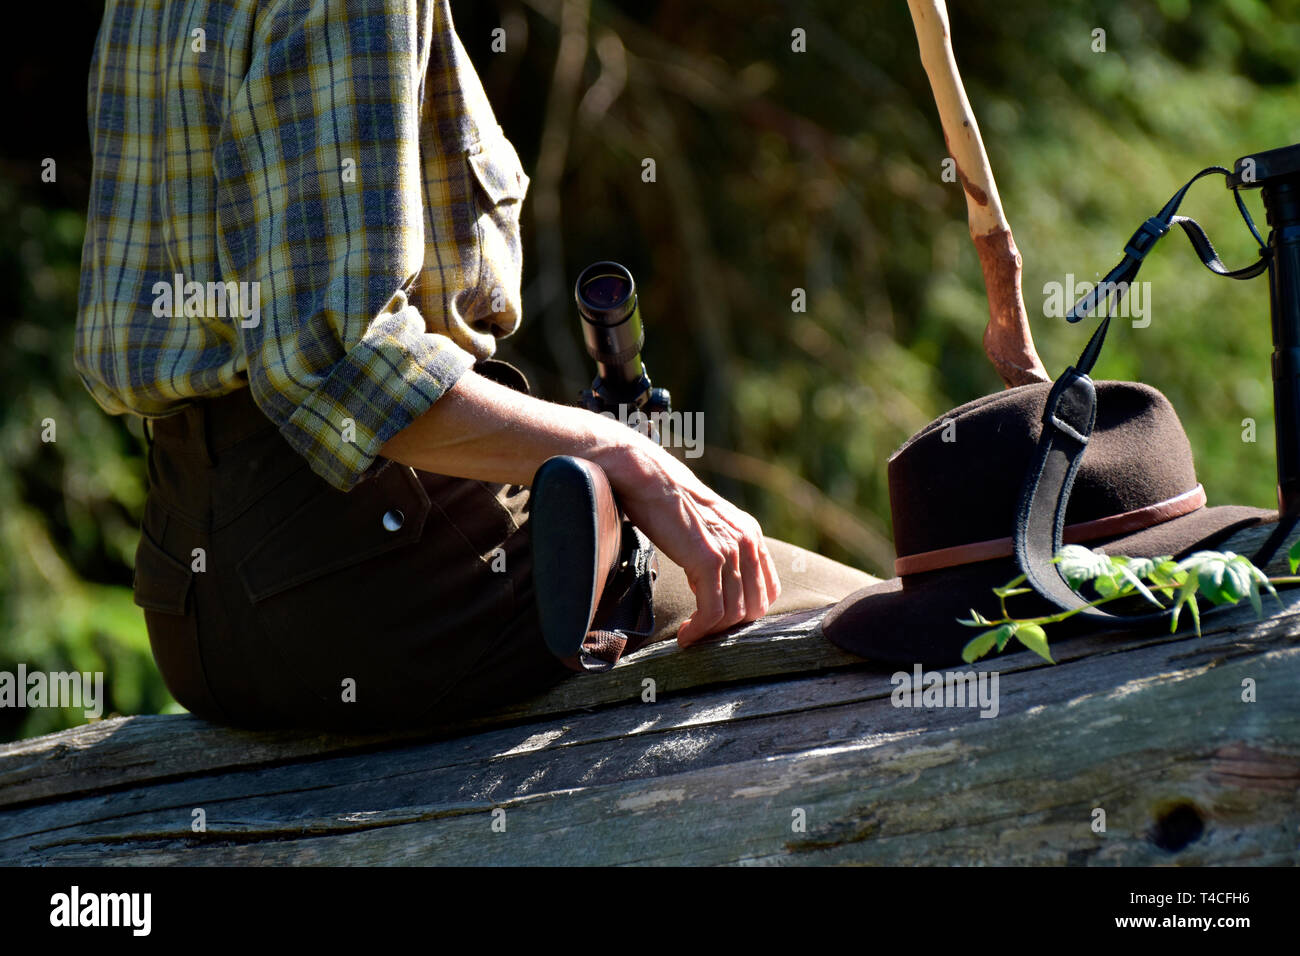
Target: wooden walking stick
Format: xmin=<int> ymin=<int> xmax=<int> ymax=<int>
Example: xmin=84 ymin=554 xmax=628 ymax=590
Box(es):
xmin=907 ymin=0 xmax=1049 ymax=387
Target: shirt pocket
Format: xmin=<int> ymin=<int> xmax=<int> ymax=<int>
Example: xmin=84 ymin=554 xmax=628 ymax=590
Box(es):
xmin=464 ymin=128 xmax=530 ymax=336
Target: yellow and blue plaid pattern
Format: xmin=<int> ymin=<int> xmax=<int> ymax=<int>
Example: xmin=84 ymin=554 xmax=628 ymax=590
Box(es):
xmin=76 ymin=0 xmax=530 ymax=491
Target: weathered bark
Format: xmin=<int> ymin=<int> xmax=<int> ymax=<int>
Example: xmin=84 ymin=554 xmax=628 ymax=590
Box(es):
xmin=974 ymin=228 xmax=1045 ymax=388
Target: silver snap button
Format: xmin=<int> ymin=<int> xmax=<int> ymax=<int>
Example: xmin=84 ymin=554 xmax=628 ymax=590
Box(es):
xmin=382 ymin=509 xmax=405 ymax=532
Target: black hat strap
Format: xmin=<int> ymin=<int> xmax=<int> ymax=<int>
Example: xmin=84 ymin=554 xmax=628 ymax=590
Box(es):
xmin=1012 ymin=368 xmax=1173 ymax=624
xmin=1014 ymin=167 xmax=1272 ymax=624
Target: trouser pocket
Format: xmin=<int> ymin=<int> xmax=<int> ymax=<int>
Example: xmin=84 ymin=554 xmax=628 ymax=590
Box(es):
xmin=132 ymin=515 xmax=227 ymax=723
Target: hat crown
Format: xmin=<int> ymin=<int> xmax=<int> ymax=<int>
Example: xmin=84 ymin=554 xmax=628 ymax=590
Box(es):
xmin=888 ymin=381 xmax=1198 ymax=562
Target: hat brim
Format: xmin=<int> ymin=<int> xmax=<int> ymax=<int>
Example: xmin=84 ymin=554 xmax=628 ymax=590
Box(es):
xmin=821 ymin=505 xmax=1275 ymax=668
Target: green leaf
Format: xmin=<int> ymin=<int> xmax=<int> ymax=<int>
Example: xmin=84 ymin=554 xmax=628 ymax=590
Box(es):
xmin=1170 ymin=573 xmax=1201 ymax=635
xmin=1093 ymin=573 xmax=1122 ymax=598
xmin=991 ymin=573 xmax=1029 ymax=600
xmin=1220 ymin=561 xmax=1254 ymax=604
xmin=1147 ymin=557 xmax=1186 ymax=600
xmin=1114 ymin=563 xmax=1165 ymax=608
xmin=1176 ymin=550 xmax=1222 ymax=573
xmin=1054 ymin=545 xmax=1114 ymax=587
xmin=1176 ymin=550 xmax=1230 ymax=605
xmin=1185 ymin=551 xmax=1262 ymax=607
xmin=1123 ymin=556 xmax=1157 ymax=580
xmin=1237 ymin=556 xmax=1279 ymax=608
xmin=1197 ymin=559 xmax=1230 ymax=602
xmin=1259 ymin=573 xmax=1283 ymax=610
xmin=1014 ymin=623 xmax=1055 ymax=664
xmin=961 ymin=629 xmax=1001 ymax=663
xmin=1234 ymin=554 xmax=1276 ymax=617
xmin=1290 ymin=538 xmax=1300 ymax=575
xmin=1147 ymin=557 xmax=1186 ymax=590
xmin=993 ymin=585 xmax=1033 ymax=599
xmin=994 ymin=623 xmax=1016 ymax=651
xmin=958 ymin=608 xmax=993 ymax=628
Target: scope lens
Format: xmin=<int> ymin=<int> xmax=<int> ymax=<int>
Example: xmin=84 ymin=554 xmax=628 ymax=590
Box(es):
xmin=581 ymin=273 xmax=631 ymax=310
xmin=575 ymin=261 xmax=645 ymax=388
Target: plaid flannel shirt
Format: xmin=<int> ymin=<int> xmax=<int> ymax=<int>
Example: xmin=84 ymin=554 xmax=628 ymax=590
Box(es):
xmin=75 ymin=0 xmax=530 ymax=491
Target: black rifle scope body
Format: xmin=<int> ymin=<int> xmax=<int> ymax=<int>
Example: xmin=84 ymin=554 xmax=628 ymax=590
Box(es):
xmin=574 ymin=261 xmax=670 ymax=416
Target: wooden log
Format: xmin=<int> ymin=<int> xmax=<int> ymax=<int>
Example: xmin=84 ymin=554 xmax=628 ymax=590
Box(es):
xmin=5 ymin=517 xmax=1292 ymax=811
xmin=2 ymin=519 xmax=1297 ymax=864
xmin=3 ymin=620 xmax=1295 ymax=864
xmin=0 ymin=607 xmax=857 ymax=810
xmin=3 ymin=587 xmax=1297 ymax=864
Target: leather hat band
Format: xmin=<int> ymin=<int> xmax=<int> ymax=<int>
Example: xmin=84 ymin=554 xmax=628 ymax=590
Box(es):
xmin=894 ymin=484 xmax=1207 ymax=576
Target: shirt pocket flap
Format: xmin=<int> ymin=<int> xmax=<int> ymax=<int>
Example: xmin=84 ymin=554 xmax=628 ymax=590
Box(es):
xmin=133 ymin=530 xmax=194 ymax=616
xmin=236 ymin=464 xmax=431 ymax=604
xmin=467 ymin=132 xmax=530 ymax=206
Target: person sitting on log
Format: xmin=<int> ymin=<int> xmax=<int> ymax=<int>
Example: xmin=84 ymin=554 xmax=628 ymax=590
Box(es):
xmin=75 ymin=0 xmax=876 ymax=730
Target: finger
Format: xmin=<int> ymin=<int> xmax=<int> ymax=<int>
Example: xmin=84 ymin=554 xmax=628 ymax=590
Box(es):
xmin=718 ymin=543 xmax=746 ymax=628
xmin=677 ymin=557 xmax=725 ymax=647
xmin=717 ymin=509 xmax=764 ymax=613
xmin=739 ymin=533 xmax=769 ymax=620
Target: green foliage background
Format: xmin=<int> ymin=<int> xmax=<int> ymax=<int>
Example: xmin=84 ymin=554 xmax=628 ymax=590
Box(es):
xmin=1 ymin=0 xmax=1296 ymax=741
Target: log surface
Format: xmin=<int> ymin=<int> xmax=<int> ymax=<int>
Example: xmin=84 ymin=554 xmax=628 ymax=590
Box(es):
xmin=2 ymin=522 xmax=1298 ymax=865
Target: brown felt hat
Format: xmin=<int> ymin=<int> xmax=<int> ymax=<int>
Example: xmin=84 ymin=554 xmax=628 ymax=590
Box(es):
xmin=821 ymin=380 xmax=1275 ymax=666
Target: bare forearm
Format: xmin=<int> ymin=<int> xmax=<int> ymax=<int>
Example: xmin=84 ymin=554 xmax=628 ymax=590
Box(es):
xmin=377 ymin=367 xmax=780 ymax=644
xmin=376 ymin=368 xmax=656 ymax=489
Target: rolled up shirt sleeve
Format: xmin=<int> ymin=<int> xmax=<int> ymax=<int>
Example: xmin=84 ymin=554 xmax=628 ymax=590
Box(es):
xmin=213 ymin=0 xmax=477 ymax=491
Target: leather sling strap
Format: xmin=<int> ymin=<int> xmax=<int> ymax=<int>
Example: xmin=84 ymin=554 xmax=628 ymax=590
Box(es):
xmin=1014 ymin=167 xmax=1272 ymax=624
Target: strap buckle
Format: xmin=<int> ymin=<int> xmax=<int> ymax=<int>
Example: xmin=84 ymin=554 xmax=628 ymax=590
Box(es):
xmin=1122 ymin=217 xmax=1170 ymax=262
xmin=1041 ymin=367 xmax=1095 ymax=445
